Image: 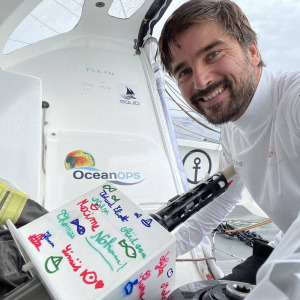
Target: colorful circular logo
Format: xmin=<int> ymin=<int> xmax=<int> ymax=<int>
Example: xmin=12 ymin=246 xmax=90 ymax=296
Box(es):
xmin=64 ymin=150 xmax=95 ymax=170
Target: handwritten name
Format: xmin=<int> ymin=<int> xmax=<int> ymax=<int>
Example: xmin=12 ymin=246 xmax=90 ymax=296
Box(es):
xmin=87 ymin=231 xmax=127 ymax=272
xmin=113 ymin=205 xmax=129 ymax=222
xmin=138 ymin=270 xmax=151 ymax=299
xmin=91 ymin=197 xmax=109 ymax=215
xmin=62 ymin=244 xmax=82 ymax=272
xmin=161 ymin=282 xmax=170 ymax=300
xmin=85 ymin=67 xmax=115 ymax=76
xmin=57 ymin=209 xmax=75 ymax=239
xmin=41 ymin=231 xmax=55 ymax=248
xmin=99 ymin=186 xmax=129 ymax=222
xmin=155 ymin=252 xmax=170 ymax=277
xmin=77 ymin=199 xmax=100 ymax=232
xmin=99 ymin=189 xmax=116 ymax=208
xmin=62 ymin=244 xmax=104 ymax=289
xmin=120 ymin=227 xmax=146 ymax=259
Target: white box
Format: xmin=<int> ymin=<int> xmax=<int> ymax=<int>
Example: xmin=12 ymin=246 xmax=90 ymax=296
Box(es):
xmin=9 ymin=183 xmax=176 ymax=299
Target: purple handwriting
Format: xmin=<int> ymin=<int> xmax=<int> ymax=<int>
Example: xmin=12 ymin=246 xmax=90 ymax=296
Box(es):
xmin=70 ymin=219 xmax=86 ymax=235
xmin=99 ymin=189 xmax=115 ymax=208
xmin=141 ymin=218 xmax=152 ymax=228
xmin=28 ymin=231 xmax=55 ymax=251
xmin=124 ymin=279 xmax=138 ymax=295
xmin=99 ymin=185 xmax=129 ymax=222
xmin=167 ymin=268 xmax=174 ymax=278
xmin=113 ymin=205 xmax=129 ymax=222
xmin=41 ymin=231 xmax=55 ymax=248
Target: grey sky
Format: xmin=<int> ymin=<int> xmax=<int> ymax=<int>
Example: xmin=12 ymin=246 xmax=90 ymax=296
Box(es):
xmin=235 ymin=0 xmax=300 ymax=72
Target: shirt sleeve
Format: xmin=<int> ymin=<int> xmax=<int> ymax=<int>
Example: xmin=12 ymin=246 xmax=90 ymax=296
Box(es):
xmin=281 ymin=71 xmax=300 ymax=141
xmin=246 ymin=211 xmax=300 ymax=300
xmin=286 ymin=90 xmax=300 ymax=140
xmin=174 ymin=139 xmax=245 ymax=256
xmin=0 ymin=181 xmax=48 ymax=228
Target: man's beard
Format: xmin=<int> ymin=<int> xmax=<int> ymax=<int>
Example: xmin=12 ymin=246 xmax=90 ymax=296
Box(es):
xmin=190 ymin=63 xmax=256 ymax=125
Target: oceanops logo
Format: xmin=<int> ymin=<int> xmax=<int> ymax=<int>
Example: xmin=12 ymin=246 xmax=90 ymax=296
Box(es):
xmin=65 ymin=150 xmax=144 ymax=185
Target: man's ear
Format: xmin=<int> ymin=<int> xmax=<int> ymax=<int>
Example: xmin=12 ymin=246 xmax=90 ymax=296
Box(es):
xmin=249 ymin=43 xmax=261 ymax=67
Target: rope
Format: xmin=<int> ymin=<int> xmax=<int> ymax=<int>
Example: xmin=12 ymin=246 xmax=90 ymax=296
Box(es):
xmin=225 ymin=219 xmax=272 ymax=234
xmin=173 ymin=122 xmax=219 ymax=143
xmin=176 ymin=257 xmax=216 ymax=262
xmin=174 ymin=130 xmax=204 ymax=142
xmin=214 ymin=248 xmax=246 ymax=262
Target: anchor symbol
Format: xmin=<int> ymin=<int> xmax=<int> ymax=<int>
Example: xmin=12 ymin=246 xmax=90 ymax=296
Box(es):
xmin=193 ymin=157 xmax=201 ymax=183
xmin=182 ymin=149 xmax=212 ymax=185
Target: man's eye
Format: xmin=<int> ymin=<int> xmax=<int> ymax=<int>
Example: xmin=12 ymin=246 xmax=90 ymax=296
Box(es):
xmin=207 ymin=51 xmax=220 ymax=60
xmin=177 ymin=69 xmax=191 ymax=82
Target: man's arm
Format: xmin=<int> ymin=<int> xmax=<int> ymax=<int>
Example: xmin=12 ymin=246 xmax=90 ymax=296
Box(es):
xmin=174 ymin=150 xmax=245 ymax=256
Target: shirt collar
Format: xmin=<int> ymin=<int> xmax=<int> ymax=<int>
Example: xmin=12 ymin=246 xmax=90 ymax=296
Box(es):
xmin=232 ymin=68 xmax=272 ymax=132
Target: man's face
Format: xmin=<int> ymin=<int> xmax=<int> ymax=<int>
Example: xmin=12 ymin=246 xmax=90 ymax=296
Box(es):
xmin=170 ymin=22 xmax=260 ymax=125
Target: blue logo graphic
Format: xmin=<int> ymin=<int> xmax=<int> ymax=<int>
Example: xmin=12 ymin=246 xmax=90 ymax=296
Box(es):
xmin=65 ymin=150 xmax=144 ymax=186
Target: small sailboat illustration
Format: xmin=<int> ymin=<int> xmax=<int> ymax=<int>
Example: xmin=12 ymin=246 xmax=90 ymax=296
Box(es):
xmin=121 ymin=86 xmax=136 ymax=99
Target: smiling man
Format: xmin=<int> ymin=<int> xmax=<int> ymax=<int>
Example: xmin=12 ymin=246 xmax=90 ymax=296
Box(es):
xmin=160 ymin=0 xmax=263 ymax=126
xmin=159 ymin=0 xmax=300 ymax=295
xmin=170 ymin=21 xmax=260 ymax=125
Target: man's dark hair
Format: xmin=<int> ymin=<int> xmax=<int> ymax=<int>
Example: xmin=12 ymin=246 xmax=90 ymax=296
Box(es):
xmin=159 ymin=0 xmax=265 ymax=75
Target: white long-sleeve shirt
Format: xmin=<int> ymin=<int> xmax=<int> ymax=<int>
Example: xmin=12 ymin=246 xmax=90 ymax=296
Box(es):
xmin=246 ymin=210 xmax=300 ymax=300
xmin=175 ymin=68 xmax=300 ymax=256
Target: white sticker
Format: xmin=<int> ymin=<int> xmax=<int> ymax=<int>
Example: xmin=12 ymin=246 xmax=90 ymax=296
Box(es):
xmin=118 ymin=84 xmax=141 ymax=106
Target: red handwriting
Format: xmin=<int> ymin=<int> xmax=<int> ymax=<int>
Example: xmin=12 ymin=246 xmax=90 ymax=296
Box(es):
xmin=155 ymin=252 xmax=169 ymax=277
xmin=80 ymin=269 xmax=104 ymax=289
xmin=77 ymin=199 xmax=100 ymax=232
xmin=90 ymin=203 xmax=100 ymax=210
xmin=91 ymin=197 xmax=109 ymax=215
xmin=138 ymin=270 xmax=151 ymax=299
xmin=61 ymin=244 xmax=104 ymax=289
xmin=28 ymin=233 xmax=44 ymax=251
xmin=62 ymin=244 xmax=82 ymax=272
xmin=161 ymin=282 xmax=170 ymax=300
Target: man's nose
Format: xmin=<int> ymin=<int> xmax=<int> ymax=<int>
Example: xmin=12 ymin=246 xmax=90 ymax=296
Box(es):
xmin=192 ymin=66 xmax=213 ymax=90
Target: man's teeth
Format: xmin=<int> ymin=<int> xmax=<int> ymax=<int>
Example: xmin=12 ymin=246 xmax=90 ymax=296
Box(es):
xmin=202 ymin=87 xmax=224 ymax=101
